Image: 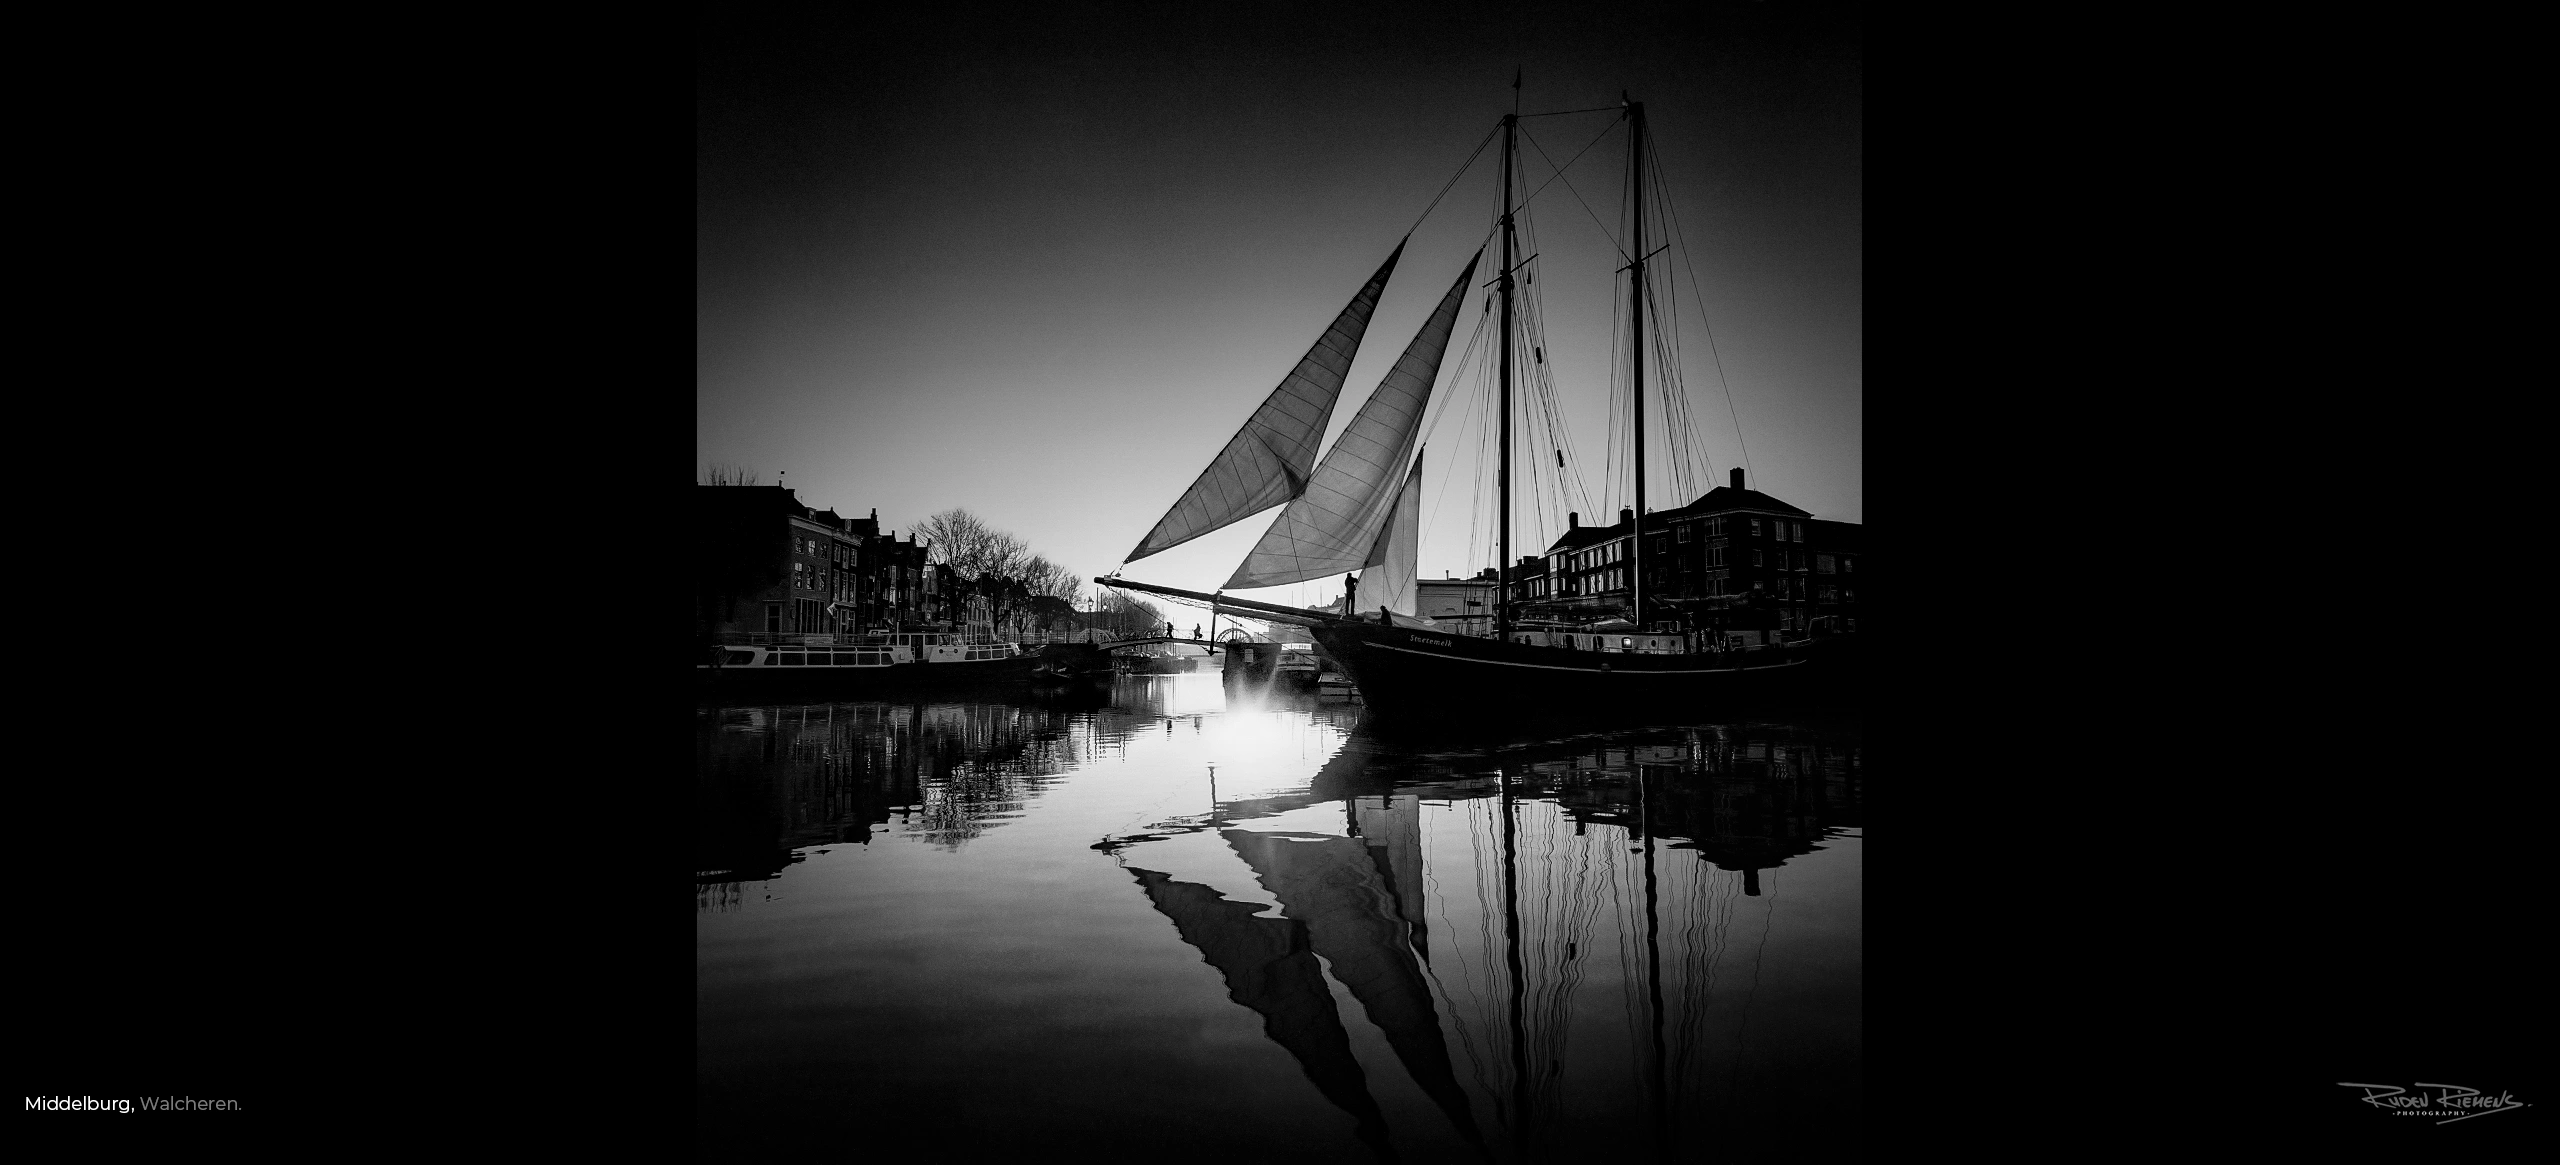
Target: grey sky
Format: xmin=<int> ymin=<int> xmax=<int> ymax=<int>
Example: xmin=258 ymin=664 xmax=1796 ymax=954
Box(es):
xmin=700 ymin=3 xmax=1859 ymax=611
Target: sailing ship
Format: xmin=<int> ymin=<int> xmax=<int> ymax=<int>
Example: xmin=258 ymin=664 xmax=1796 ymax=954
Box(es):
xmin=1100 ymin=97 xmax=1854 ymax=718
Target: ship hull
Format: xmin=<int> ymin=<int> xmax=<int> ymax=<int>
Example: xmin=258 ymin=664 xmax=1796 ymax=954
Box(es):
xmin=1310 ymin=621 xmax=1854 ymax=720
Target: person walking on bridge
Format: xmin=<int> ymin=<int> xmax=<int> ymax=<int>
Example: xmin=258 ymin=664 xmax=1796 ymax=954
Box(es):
xmin=1193 ymin=623 xmax=1201 ymax=641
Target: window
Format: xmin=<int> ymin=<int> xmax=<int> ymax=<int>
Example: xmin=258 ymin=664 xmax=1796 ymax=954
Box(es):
xmin=1817 ymin=554 xmax=1835 ymax=574
xmin=1753 ymin=550 xmax=1763 ymax=566
xmin=778 ymin=653 xmax=805 ymax=666
xmin=765 ymin=603 xmax=782 ymax=633
xmin=1843 ymin=557 xmax=1854 ymax=573
xmin=1793 ymin=522 xmax=1804 ymax=541
xmin=1677 ymin=526 xmax=1692 ymax=543
xmin=723 ymin=650 xmax=754 ymax=665
xmin=1750 ymin=518 xmax=1763 ymax=537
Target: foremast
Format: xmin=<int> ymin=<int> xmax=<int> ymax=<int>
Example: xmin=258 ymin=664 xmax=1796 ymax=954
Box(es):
xmin=1495 ymin=113 xmax=1518 ymax=642
xmin=1628 ymin=98 xmax=1649 ymax=633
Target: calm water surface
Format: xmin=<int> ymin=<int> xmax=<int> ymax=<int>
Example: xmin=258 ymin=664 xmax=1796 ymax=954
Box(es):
xmin=698 ymin=674 xmax=1860 ymax=1162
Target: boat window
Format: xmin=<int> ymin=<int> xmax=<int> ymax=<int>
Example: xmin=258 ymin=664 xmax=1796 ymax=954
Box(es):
xmin=762 ymin=655 xmax=778 ymax=666
xmin=1623 ymin=637 xmax=1633 ymax=649
xmin=778 ymin=654 xmax=804 ymax=666
xmin=724 ymin=651 xmax=754 ymax=665
xmin=834 ymin=653 xmax=863 ymax=666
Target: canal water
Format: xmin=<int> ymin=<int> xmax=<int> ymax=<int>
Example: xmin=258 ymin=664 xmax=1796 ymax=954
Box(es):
xmin=697 ymin=673 xmax=1860 ymax=1162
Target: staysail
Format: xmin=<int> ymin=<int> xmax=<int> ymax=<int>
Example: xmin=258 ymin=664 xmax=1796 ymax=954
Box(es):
xmin=1124 ymin=241 xmax=1405 ymax=565
xmin=1354 ymin=450 xmax=1422 ymax=618
xmin=1225 ymin=249 xmax=1480 ymax=589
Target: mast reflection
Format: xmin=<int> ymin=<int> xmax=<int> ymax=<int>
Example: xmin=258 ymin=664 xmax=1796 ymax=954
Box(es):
xmin=1114 ymin=720 xmax=1858 ymax=1157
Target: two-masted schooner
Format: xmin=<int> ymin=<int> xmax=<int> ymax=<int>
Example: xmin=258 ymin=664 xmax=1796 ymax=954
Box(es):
xmin=1100 ymin=97 xmax=1852 ymax=718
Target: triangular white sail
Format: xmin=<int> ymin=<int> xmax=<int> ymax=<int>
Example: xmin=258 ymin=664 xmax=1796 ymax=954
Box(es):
xmin=1356 ymin=451 xmax=1421 ymax=618
xmin=1224 ymin=249 xmax=1480 ymax=589
xmin=1125 ymin=241 xmax=1405 ymax=565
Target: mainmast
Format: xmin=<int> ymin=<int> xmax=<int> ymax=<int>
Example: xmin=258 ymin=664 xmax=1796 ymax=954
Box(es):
xmin=1496 ymin=113 xmax=1518 ymax=641
xmin=1627 ymin=98 xmax=1649 ymax=632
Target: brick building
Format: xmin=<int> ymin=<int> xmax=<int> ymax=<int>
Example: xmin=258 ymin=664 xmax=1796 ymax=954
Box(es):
xmin=1504 ymin=468 xmax=1859 ymax=638
xmin=694 ymin=486 xmax=947 ymax=640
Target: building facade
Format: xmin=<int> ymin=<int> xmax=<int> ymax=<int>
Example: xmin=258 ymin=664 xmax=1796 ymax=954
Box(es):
xmin=1414 ymin=570 xmax=1501 ymax=637
xmin=1502 ymin=468 xmax=1859 ymax=637
xmin=695 ymin=486 xmax=951 ymax=641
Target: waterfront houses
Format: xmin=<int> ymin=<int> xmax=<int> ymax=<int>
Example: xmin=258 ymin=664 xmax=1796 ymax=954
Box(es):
xmin=694 ymin=485 xmax=1075 ymax=643
xmin=693 ymin=486 xmax=947 ymax=640
xmin=1505 ymin=468 xmax=1860 ymax=636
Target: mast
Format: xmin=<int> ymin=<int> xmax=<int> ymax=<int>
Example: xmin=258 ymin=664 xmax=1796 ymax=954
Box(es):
xmin=1628 ymin=98 xmax=1648 ymax=632
xmin=1496 ymin=113 xmax=1518 ymax=641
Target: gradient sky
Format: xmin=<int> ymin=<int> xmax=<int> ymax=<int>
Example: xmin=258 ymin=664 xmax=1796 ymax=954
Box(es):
xmin=700 ymin=2 xmax=1859 ymax=613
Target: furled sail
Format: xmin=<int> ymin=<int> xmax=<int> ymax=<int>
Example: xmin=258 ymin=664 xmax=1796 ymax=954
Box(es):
xmin=1354 ymin=450 xmax=1422 ymax=618
xmin=1124 ymin=241 xmax=1405 ymax=565
xmin=1225 ymin=249 xmax=1480 ymax=589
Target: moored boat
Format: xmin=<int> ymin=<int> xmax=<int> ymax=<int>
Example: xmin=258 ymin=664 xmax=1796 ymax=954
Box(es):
xmin=697 ymin=632 xmax=1039 ymax=700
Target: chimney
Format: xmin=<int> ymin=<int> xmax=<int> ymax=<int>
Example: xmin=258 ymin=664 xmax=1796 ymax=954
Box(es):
xmin=1729 ymin=467 xmax=1745 ymax=490
xmin=1619 ymin=507 xmax=1634 ymax=527
xmin=1568 ymin=512 xmax=1579 ymax=528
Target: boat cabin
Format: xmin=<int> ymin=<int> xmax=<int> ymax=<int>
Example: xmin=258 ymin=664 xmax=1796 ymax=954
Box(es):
xmin=704 ymin=635 xmax=1023 ymax=669
xmin=1507 ymin=629 xmax=1686 ymax=654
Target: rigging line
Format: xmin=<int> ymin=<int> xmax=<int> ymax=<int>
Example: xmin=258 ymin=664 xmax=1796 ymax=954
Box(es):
xmin=1517 ymin=118 xmax=1630 ymax=263
xmin=1401 ymin=120 xmax=1505 ymax=242
xmin=1518 ymin=104 xmax=1628 ymax=119
xmin=1651 ymin=125 xmax=1753 ymax=488
xmin=1421 ymin=301 xmax=1495 ymax=540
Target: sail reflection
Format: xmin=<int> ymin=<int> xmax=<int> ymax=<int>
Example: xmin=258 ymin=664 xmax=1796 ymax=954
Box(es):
xmin=1125 ymin=867 xmax=1395 ymax=1159
xmin=1112 ymin=721 xmax=1858 ymax=1157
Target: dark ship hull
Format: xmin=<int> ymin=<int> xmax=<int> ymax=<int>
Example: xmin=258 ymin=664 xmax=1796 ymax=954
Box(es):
xmin=1309 ymin=620 xmax=1856 ymax=720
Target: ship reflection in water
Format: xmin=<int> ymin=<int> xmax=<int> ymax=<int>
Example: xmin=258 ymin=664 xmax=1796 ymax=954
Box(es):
xmin=698 ymin=673 xmax=1859 ymax=1162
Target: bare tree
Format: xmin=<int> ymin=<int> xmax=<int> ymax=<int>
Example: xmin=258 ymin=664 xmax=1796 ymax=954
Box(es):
xmin=910 ymin=508 xmax=1035 ymax=581
xmin=1093 ymin=590 xmax=1166 ymax=636
xmin=701 ymin=463 xmax=760 ymax=486
xmin=1020 ymin=555 xmax=1081 ymax=603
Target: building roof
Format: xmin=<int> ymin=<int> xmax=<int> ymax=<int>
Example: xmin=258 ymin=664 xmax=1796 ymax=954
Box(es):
xmin=1661 ymin=485 xmax=1813 ymax=520
xmin=1538 ymin=509 xmax=1676 ymax=555
xmin=693 ymin=484 xmax=810 ymax=519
